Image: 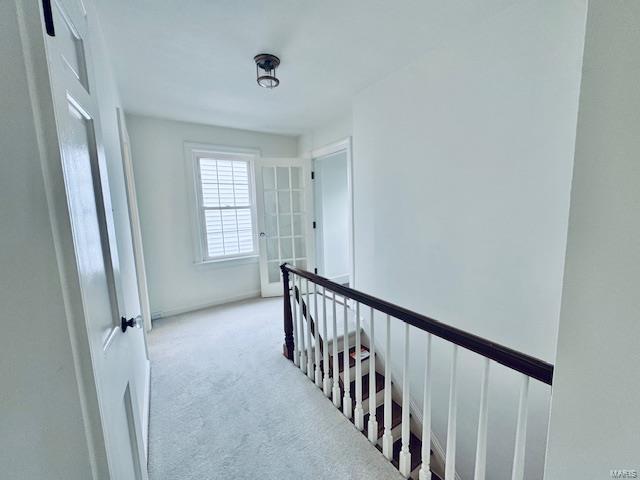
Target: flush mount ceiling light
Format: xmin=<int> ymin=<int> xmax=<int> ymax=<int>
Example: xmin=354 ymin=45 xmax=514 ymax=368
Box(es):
xmin=254 ymin=53 xmax=280 ymax=89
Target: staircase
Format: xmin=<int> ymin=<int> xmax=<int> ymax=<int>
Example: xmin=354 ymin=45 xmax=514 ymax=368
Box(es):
xmin=280 ymin=264 xmax=555 ymax=480
xmin=330 ymin=345 xmax=435 ymax=480
xmin=297 ymin=289 xmax=443 ymax=480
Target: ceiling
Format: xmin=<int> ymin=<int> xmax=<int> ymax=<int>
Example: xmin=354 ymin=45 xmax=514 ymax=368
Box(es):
xmin=97 ymin=0 xmax=514 ymax=135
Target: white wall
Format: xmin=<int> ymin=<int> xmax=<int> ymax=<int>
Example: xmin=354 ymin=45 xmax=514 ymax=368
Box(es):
xmin=314 ymin=151 xmax=350 ymax=281
xmin=350 ymin=1 xmax=587 ymax=478
xmin=126 ymin=114 xmax=298 ymax=317
xmin=299 ymin=113 xmax=353 ymax=153
xmin=545 ymin=1 xmax=640 ymax=477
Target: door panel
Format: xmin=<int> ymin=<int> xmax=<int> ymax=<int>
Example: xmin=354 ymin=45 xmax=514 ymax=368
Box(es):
xmin=45 ymin=1 xmax=149 ymax=478
xmin=62 ymin=96 xmax=118 ymax=343
xmin=105 ymin=383 xmax=140 ymax=479
xmin=52 ymin=1 xmax=89 ymax=92
xmin=257 ymin=158 xmax=309 ymax=296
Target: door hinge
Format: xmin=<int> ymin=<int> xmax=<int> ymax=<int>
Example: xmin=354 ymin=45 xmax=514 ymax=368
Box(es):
xmin=42 ymin=0 xmax=55 ymax=36
xmin=312 ymin=221 xmax=316 ymax=229
xmin=311 ymin=171 xmax=315 ymax=180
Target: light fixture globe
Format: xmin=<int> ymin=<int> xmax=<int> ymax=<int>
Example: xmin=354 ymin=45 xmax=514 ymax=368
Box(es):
xmin=254 ymin=53 xmax=280 ymax=89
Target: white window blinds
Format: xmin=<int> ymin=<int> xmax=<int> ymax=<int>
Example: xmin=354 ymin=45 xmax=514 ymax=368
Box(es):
xmin=197 ymin=157 xmax=256 ymax=259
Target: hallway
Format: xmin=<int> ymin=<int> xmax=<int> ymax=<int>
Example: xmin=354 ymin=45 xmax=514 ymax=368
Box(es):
xmin=147 ymin=297 xmax=403 ymax=479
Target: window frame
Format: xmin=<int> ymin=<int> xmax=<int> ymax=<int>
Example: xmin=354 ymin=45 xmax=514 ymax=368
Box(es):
xmin=186 ymin=143 xmax=259 ymax=264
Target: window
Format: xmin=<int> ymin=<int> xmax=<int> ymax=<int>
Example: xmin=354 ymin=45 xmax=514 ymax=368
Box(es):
xmin=194 ymin=151 xmax=257 ymax=261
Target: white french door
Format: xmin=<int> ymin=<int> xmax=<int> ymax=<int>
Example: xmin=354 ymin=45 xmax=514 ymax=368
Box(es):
xmin=256 ymin=158 xmax=310 ymax=297
xmin=45 ymin=1 xmax=148 ymax=478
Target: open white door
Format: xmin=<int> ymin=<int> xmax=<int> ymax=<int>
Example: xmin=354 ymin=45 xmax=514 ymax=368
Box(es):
xmin=44 ymin=1 xmax=149 ymax=478
xmin=256 ymin=157 xmax=310 ymax=297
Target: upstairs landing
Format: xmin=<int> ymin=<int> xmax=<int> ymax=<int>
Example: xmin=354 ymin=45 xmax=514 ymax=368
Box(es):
xmin=148 ymin=297 xmax=404 ymax=480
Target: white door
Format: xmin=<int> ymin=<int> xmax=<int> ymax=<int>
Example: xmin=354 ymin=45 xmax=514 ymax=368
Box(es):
xmin=45 ymin=2 xmax=149 ymax=478
xmin=256 ymin=158 xmax=310 ymax=296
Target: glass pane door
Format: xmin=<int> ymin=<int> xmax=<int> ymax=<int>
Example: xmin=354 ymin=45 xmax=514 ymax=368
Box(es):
xmin=257 ymin=160 xmax=307 ymax=296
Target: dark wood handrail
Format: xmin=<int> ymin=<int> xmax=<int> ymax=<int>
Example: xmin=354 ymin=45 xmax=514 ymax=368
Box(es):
xmin=281 ymin=263 xmax=553 ymax=385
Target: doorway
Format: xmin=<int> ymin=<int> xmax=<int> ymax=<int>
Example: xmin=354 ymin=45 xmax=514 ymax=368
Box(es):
xmin=312 ymin=138 xmax=354 ymax=286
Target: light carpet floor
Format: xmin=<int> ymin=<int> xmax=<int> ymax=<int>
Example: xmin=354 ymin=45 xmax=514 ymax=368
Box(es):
xmin=148 ymin=297 xmax=404 ymax=480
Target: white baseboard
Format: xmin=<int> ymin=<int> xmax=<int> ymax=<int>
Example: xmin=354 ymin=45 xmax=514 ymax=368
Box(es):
xmin=150 ymin=290 xmax=261 ymax=320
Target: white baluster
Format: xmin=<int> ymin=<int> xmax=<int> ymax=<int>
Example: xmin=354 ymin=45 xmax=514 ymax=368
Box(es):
xmin=445 ymin=345 xmax=459 ymax=480
xmin=367 ymin=307 xmax=378 ymax=443
xmin=297 ymin=276 xmax=306 ymax=374
xmin=419 ymin=333 xmax=433 ymax=480
xmin=399 ymin=322 xmax=412 ymax=478
xmin=342 ymin=298 xmax=352 ymax=419
xmin=290 ymin=273 xmax=300 ymax=367
xmin=331 ymin=291 xmax=341 ymax=408
xmin=354 ymin=302 xmax=364 ymax=430
xmin=382 ymin=315 xmax=394 ymax=459
xmin=322 ymin=287 xmax=331 ymax=397
xmin=511 ymin=375 xmax=530 ymax=480
xmin=473 ymin=358 xmax=490 ymax=480
xmin=314 ymin=282 xmax=322 ymax=388
xmin=306 ymin=279 xmax=313 ymax=380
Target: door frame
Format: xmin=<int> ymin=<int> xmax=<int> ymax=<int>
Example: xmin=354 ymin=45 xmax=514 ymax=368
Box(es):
xmin=116 ymin=109 xmax=153 ymax=332
xmin=309 ymin=137 xmax=355 ymax=286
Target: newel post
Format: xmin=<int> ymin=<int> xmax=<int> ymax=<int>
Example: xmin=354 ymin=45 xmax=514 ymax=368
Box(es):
xmin=281 ymin=264 xmax=295 ymax=361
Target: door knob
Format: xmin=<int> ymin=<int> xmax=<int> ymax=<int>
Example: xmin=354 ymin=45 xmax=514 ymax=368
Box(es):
xmin=121 ymin=315 xmax=142 ymax=332
xmin=259 ymin=232 xmax=266 ymax=238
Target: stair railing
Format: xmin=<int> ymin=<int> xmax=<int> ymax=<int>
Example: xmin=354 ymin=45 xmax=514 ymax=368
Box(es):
xmin=280 ymin=263 xmax=553 ymax=480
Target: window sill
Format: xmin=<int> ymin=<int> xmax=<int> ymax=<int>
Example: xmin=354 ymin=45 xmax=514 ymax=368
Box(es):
xmin=194 ymin=255 xmax=259 ymax=269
